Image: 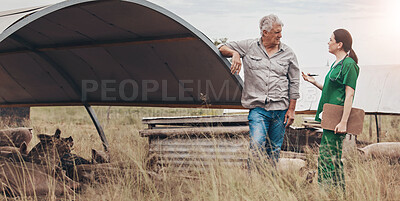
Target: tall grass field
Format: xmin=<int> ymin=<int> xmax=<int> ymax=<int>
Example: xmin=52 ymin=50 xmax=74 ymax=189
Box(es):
xmin=1 ymin=106 xmax=399 ymax=200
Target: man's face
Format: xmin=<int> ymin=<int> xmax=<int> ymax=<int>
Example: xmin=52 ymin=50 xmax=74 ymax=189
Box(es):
xmin=263 ymin=23 xmax=282 ymax=46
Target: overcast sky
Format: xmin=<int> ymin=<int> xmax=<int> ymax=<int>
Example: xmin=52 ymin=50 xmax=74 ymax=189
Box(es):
xmin=1 ymin=0 xmax=399 ymax=67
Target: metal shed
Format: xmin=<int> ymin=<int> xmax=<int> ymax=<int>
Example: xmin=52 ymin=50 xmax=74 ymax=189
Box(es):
xmin=0 ymin=0 xmax=244 ymax=150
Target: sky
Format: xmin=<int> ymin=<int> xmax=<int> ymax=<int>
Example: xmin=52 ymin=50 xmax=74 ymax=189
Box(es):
xmin=1 ymin=0 xmax=400 ymax=68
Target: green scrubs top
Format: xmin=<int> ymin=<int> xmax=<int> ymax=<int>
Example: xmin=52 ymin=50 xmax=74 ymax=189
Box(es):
xmin=315 ymin=57 xmax=359 ymax=122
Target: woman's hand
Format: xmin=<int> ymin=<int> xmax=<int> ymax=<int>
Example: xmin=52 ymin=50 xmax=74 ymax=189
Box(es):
xmin=301 ymin=72 xmax=316 ymax=84
xmin=302 ymin=72 xmax=323 ymax=90
xmin=334 ymin=121 xmax=347 ymax=134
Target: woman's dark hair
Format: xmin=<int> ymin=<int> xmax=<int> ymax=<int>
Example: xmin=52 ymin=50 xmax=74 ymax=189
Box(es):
xmin=333 ymin=29 xmax=358 ymax=64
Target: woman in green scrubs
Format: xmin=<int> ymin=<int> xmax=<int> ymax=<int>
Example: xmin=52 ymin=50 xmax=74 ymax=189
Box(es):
xmin=302 ymin=29 xmax=359 ymax=191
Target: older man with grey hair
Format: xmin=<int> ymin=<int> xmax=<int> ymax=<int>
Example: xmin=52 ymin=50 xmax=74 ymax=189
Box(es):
xmin=218 ymin=14 xmax=300 ymax=166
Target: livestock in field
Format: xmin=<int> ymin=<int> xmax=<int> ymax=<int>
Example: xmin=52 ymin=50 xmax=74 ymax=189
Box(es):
xmin=61 ymin=149 xmax=110 ymax=181
xmin=74 ymin=162 xmax=125 ymax=183
xmin=0 ymin=130 xmax=80 ymax=198
xmin=0 ymin=142 xmax=28 ymax=162
xmin=0 ymin=128 xmax=32 ymax=147
xmin=27 ymin=129 xmax=73 ymax=168
xmin=92 ymin=149 xmax=110 ymax=164
xmin=0 ymin=161 xmax=76 ymax=197
xmin=277 ymin=158 xmax=306 ymax=173
xmin=62 ymin=149 xmax=112 ymax=183
xmin=358 ymin=142 xmax=400 ymax=162
xmin=0 ymin=127 xmax=129 ymax=197
xmin=25 ymin=129 xmax=81 ymax=191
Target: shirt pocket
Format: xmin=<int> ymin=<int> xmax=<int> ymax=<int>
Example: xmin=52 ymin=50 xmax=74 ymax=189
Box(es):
xmin=247 ymin=55 xmax=264 ymax=70
xmin=275 ymin=60 xmax=289 ymax=75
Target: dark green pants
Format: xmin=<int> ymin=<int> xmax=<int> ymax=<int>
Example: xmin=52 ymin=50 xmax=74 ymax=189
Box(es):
xmin=318 ymin=129 xmax=346 ymax=191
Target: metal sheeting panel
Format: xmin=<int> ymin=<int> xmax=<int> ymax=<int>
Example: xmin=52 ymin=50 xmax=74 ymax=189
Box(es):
xmin=358 ymin=65 xmax=400 ymax=114
xmin=149 ymin=138 xmax=248 ymax=168
xmin=0 ymin=0 xmax=243 ymax=108
xmin=146 ymin=131 xmax=310 ymax=170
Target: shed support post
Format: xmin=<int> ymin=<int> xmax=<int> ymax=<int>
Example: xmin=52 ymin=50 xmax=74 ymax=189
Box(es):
xmin=375 ymin=113 xmax=380 ymax=143
xmin=85 ymin=104 xmax=109 ymax=152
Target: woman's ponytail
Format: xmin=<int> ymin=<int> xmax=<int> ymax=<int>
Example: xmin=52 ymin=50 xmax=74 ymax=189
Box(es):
xmin=349 ymin=48 xmax=358 ymax=64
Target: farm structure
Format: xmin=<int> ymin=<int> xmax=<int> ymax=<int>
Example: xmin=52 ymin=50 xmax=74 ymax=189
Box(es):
xmin=140 ymin=115 xmax=322 ymax=170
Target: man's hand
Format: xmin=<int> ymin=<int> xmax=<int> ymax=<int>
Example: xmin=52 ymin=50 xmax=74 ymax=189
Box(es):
xmin=284 ymin=109 xmax=295 ymax=128
xmin=231 ymin=52 xmax=242 ymax=75
xmin=218 ymin=45 xmax=242 ymax=75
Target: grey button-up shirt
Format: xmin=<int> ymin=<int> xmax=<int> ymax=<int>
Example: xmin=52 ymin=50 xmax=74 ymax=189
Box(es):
xmin=219 ymin=38 xmax=300 ymax=110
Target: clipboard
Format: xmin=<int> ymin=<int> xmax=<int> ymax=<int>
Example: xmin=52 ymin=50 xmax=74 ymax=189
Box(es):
xmin=321 ymin=103 xmax=365 ymax=135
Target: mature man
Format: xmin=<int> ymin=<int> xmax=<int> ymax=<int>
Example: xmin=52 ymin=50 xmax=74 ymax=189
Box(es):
xmin=218 ymin=14 xmax=300 ymax=164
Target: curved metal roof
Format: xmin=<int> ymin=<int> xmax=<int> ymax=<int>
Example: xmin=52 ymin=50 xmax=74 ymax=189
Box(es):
xmin=0 ymin=0 xmax=243 ymax=109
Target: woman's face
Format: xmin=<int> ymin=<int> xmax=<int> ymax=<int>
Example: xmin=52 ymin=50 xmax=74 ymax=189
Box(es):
xmin=328 ymin=33 xmax=338 ymax=54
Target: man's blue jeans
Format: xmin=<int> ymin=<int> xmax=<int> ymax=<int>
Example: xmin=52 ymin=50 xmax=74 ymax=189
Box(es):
xmin=248 ymin=107 xmax=287 ymax=165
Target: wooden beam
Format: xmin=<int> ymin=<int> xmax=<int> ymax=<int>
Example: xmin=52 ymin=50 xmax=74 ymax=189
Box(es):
xmin=142 ymin=115 xmax=248 ymax=126
xmin=139 ymin=126 xmax=249 ymax=137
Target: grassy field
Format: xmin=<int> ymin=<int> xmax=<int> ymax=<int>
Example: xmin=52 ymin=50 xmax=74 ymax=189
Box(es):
xmin=1 ymin=106 xmax=400 ymax=200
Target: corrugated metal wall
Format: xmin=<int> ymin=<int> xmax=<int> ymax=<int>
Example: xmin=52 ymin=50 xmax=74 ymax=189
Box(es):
xmin=149 ymin=137 xmax=248 ymax=169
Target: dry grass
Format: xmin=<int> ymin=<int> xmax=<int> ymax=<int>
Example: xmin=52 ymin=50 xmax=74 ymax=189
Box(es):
xmin=0 ymin=106 xmax=399 ymax=200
